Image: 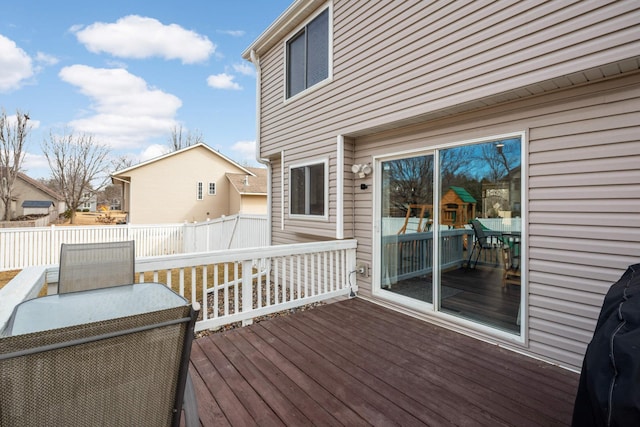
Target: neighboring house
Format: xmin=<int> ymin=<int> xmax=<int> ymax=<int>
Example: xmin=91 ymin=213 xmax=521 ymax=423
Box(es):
xmin=78 ymin=192 xmax=98 ymax=212
xmin=226 ymin=167 xmax=268 ymax=215
xmin=111 ymin=143 xmax=265 ymax=224
xmin=0 ymin=170 xmax=65 ymax=220
xmin=243 ymin=0 xmax=640 ymax=371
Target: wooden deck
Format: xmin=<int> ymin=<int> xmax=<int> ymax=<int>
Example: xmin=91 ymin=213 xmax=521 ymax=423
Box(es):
xmin=188 ymin=298 xmax=579 ymax=426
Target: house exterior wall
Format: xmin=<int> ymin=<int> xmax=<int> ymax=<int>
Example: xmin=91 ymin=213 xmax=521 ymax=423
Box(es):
xmin=256 ymin=1 xmax=639 ymax=157
xmin=248 ymin=0 xmax=640 ymax=370
xmin=353 ymin=73 xmax=640 ymax=370
xmin=239 ymin=195 xmax=268 ymax=215
xmin=228 ymin=188 xmax=241 ymax=216
xmin=123 ymin=147 xmax=248 ymax=224
xmin=12 ymin=179 xmax=63 ymax=217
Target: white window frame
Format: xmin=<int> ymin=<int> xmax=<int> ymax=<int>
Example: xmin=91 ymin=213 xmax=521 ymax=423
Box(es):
xmin=196 ymin=182 xmax=203 ymax=200
xmin=208 ymin=182 xmax=216 ymax=195
xmin=288 ymin=158 xmax=329 ymax=220
xmin=283 ymin=2 xmax=333 ymax=102
xmin=372 ymin=131 xmax=527 ymax=344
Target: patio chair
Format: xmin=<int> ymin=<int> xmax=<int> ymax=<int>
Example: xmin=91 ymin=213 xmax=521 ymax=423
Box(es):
xmin=501 ymin=246 xmax=521 ymax=288
xmin=466 ymin=219 xmax=502 ymax=268
xmin=0 ymin=299 xmax=200 ymax=426
xmin=58 ymin=240 xmax=135 ymax=294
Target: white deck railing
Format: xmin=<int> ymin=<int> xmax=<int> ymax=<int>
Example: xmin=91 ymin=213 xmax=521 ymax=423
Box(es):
xmin=0 ymin=240 xmax=358 ymax=333
xmin=0 ymin=214 xmax=267 ymax=271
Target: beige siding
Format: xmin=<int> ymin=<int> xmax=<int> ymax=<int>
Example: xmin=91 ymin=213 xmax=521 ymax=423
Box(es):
xmin=12 ymin=183 xmax=59 ymax=217
xmin=121 ymin=147 xmax=248 ymax=224
xmin=239 ymin=195 xmax=268 ymax=215
xmin=228 ymin=187 xmax=241 ymax=215
xmin=250 ymin=0 xmax=640 ymax=370
xmin=350 ymin=74 xmax=640 ymax=370
xmin=258 ymin=0 xmax=640 ymax=157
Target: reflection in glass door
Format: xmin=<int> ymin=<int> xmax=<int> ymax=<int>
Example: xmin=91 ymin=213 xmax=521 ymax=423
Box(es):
xmin=438 ymin=137 xmax=522 ymax=334
xmin=378 ymin=135 xmax=522 ymax=335
xmin=380 ymin=154 xmax=435 ymax=303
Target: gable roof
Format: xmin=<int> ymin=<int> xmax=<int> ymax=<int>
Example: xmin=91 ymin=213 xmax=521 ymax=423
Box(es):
xmin=226 ymin=167 xmax=268 ymax=195
xmin=448 ymin=186 xmax=477 ymax=203
xmin=5 ymin=169 xmax=64 ymax=201
xmin=111 ymin=143 xmax=255 ymax=178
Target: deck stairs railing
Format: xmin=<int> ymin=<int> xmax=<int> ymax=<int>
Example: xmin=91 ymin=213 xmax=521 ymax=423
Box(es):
xmin=0 ymin=240 xmax=358 ymax=334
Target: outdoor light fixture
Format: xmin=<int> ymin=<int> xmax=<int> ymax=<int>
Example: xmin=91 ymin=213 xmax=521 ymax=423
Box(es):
xmin=351 ymin=163 xmax=372 ymax=178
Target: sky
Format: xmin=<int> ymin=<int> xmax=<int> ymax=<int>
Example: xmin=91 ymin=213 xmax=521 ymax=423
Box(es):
xmin=0 ymin=0 xmax=293 ymax=179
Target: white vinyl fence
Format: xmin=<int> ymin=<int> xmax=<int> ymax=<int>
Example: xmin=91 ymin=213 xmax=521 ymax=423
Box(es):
xmin=0 ymin=214 xmax=267 ymax=271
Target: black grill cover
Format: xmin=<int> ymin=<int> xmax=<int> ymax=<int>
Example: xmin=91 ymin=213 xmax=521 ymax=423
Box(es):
xmin=572 ymin=263 xmax=640 ymax=426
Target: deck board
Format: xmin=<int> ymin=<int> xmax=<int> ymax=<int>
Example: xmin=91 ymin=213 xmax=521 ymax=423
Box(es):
xmin=189 ymin=298 xmax=579 ymax=426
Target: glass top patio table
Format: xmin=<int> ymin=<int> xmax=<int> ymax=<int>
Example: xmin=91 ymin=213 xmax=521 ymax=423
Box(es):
xmin=4 ymin=282 xmax=187 ymax=336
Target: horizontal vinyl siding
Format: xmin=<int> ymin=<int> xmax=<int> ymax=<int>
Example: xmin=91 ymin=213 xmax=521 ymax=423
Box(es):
xmin=254 ymin=0 xmax=640 ymax=369
xmin=258 ymin=0 xmax=640 ymax=157
xmin=352 ymin=74 xmax=640 ymax=370
xmin=527 ymin=84 xmax=640 ymax=368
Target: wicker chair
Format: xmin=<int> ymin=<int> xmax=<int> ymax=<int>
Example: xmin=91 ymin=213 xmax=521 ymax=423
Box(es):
xmin=0 ymin=294 xmax=199 ymax=427
xmin=58 ymin=241 xmax=135 ymax=294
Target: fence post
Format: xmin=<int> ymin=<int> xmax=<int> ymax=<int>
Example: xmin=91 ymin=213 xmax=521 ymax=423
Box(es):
xmin=50 ymin=224 xmax=56 ymax=265
xmin=241 ymin=260 xmax=254 ymax=326
xmin=183 ymin=221 xmax=194 ymax=254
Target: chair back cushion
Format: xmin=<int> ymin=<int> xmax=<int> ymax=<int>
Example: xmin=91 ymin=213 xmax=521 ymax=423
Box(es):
xmin=58 ymin=241 xmax=135 ymax=294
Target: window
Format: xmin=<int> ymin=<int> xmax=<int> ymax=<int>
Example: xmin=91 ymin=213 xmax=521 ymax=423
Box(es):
xmin=286 ymin=8 xmax=330 ymax=98
xmin=208 ymin=182 xmax=216 ymax=195
xmin=290 ymin=161 xmax=327 ymax=217
xmin=196 ymin=182 xmax=203 ymax=200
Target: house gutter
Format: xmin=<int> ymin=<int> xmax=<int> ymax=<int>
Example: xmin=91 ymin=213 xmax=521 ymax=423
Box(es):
xmin=249 ymin=49 xmax=272 ymax=247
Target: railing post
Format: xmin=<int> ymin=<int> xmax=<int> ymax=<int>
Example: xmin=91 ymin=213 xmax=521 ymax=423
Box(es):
xmin=241 ymin=260 xmax=253 ymax=326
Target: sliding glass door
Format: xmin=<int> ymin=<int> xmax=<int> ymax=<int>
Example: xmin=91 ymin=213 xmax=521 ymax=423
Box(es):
xmin=380 ymin=154 xmax=435 ymax=303
xmin=378 ymin=135 xmax=523 ymax=335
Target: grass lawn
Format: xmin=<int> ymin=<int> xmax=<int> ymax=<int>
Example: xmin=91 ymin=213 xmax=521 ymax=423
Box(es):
xmin=0 ymin=270 xmax=19 ymax=289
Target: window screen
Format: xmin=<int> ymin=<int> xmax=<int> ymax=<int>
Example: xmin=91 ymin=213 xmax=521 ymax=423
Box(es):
xmin=290 ymin=162 xmax=325 ymax=216
xmin=286 ymin=8 xmax=329 ymax=98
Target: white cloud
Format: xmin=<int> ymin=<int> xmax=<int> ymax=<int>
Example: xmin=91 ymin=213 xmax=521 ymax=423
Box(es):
xmin=5 ymin=113 xmax=40 ymax=130
xmin=73 ymin=15 xmax=216 ymax=64
xmin=233 ymin=62 xmax=255 ymax=77
xmin=0 ymin=34 xmax=34 ymax=92
xmin=59 ymin=64 xmax=181 ymax=149
xmin=218 ymin=30 xmax=245 ymax=37
xmin=207 ymin=73 xmax=241 ymax=90
xmin=231 ymin=140 xmax=256 ymax=163
xmin=22 ymin=152 xmax=50 ymax=178
xmin=35 ymin=52 xmax=59 ymax=66
xmin=138 ymin=144 xmax=170 ymax=162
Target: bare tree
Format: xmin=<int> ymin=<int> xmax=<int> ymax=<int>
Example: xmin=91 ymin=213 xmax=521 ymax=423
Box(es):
xmin=168 ymin=124 xmax=204 ymax=151
xmin=111 ymin=154 xmax=134 ymax=172
xmin=0 ymin=109 xmax=31 ymax=220
xmin=42 ymin=130 xmax=111 ymax=224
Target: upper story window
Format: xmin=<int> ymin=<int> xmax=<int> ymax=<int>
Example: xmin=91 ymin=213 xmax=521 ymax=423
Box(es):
xmin=196 ymin=182 xmax=203 ymax=200
xmin=289 ymin=160 xmax=327 ymax=217
xmin=286 ymin=7 xmax=330 ymax=99
xmin=208 ymin=182 xmax=216 ymax=195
